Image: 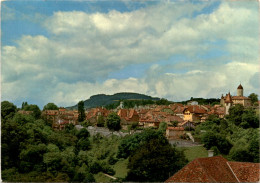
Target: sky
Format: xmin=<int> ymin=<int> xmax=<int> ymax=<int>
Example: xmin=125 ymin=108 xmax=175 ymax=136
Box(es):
xmin=1 ymin=0 xmax=259 ymax=109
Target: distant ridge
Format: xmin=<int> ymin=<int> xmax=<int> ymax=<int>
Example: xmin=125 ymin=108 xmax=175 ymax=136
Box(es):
xmin=66 ymin=92 xmax=160 ymax=110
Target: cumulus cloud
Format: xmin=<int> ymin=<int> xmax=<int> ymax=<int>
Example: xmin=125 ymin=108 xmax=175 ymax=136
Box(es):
xmin=1 ymin=1 xmax=259 ymax=108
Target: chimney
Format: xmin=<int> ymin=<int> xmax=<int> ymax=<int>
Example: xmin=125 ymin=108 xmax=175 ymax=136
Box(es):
xmin=208 ymin=150 xmax=214 ymax=157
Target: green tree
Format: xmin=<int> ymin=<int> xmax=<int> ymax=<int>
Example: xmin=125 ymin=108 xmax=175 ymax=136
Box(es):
xmin=78 ymin=101 xmax=85 ymax=122
xmin=24 ymin=104 xmax=41 ymax=119
xmin=248 ymin=93 xmax=258 ymax=105
xmin=43 ymin=103 xmax=59 ymax=110
xmin=158 ymin=122 xmax=167 ymax=133
xmin=97 ymin=115 xmax=105 ymax=127
xmin=126 ymin=138 xmax=187 ymax=182
xmin=227 ymin=104 xmax=244 ymax=126
xmin=76 ymin=128 xmax=90 ymax=139
xmin=106 ymin=112 xmax=121 ymax=132
xmin=241 ymin=108 xmax=259 ymax=128
xmin=201 ymin=131 xmax=232 ymax=154
xmin=1 ymin=101 xmax=17 ymax=120
xmin=117 ymin=129 xmax=168 ymax=159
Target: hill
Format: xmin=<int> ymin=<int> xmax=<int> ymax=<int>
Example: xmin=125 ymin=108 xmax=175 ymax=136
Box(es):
xmin=66 ymin=92 xmax=160 ymax=110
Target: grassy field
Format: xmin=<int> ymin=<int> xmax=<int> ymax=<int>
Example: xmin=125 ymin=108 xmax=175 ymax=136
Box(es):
xmin=177 ymin=145 xmax=208 ymax=162
xmin=112 ymin=158 xmax=129 ymax=178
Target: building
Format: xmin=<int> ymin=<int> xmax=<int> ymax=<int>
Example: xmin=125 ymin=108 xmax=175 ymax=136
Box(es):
xmin=165 ymin=156 xmax=260 ymax=183
xmin=183 ymin=105 xmax=207 ymax=122
xmin=165 ymin=127 xmax=185 ymax=139
xmin=220 ymin=84 xmax=252 ymax=114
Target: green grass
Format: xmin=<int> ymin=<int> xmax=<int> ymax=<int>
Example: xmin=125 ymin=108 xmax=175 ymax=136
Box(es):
xmin=94 ymin=172 xmax=113 ymax=182
xmin=177 ymin=145 xmax=208 ymax=162
xmin=112 ymin=158 xmax=129 ymax=178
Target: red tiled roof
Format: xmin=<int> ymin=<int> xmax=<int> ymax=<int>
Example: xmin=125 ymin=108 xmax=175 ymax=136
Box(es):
xmin=184 ymin=105 xmax=207 ymax=114
xmin=228 ymin=162 xmax=260 ymax=182
xmin=165 ymin=156 xmax=260 ymax=183
xmin=225 ymin=93 xmax=233 ymax=103
xmin=237 ymin=84 xmax=243 ymax=89
xmin=232 ymin=96 xmax=250 ymax=100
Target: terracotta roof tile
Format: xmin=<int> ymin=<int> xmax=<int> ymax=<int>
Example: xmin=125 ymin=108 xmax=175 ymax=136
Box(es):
xmin=228 ymin=162 xmax=260 ymax=182
xmin=166 ymin=156 xmax=260 ymax=183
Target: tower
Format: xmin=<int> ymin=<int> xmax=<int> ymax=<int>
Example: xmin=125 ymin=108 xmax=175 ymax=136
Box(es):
xmin=237 ymin=84 xmax=243 ymax=97
xmin=225 ymin=92 xmax=233 ymax=115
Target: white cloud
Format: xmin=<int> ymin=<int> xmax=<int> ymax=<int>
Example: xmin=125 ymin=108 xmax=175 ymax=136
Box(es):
xmin=1 ymin=1 xmax=259 ymax=108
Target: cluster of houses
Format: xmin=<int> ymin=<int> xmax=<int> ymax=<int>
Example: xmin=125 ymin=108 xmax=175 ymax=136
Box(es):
xmin=39 ymin=102 xmax=225 ymax=133
xmin=21 ymin=84 xmax=255 ymax=138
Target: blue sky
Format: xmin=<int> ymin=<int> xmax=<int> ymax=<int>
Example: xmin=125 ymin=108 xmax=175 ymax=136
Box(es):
xmin=1 ymin=0 xmax=259 ymax=108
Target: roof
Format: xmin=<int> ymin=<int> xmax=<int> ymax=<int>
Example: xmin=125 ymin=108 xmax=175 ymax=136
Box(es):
xmin=165 ymin=156 xmax=260 ymax=183
xmin=183 ymin=105 xmax=207 ymax=114
xmin=232 ymin=96 xmax=250 ymax=100
xmin=225 ymin=93 xmax=233 ymax=103
xmin=237 ymin=84 xmax=243 ymax=89
xmin=228 ymin=162 xmax=260 ymax=182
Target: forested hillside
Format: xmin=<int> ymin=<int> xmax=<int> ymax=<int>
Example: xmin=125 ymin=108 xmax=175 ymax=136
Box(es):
xmin=67 ymin=92 xmax=160 ymax=110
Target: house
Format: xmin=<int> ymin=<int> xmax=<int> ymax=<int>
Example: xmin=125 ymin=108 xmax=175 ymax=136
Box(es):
xmin=165 ymin=156 xmax=260 ymax=183
xmin=86 ymin=107 xmax=110 ymax=124
xmin=117 ymin=109 xmax=140 ymax=129
xmin=165 ymin=127 xmax=185 ymax=139
xmin=183 ymin=105 xmax=207 ymax=122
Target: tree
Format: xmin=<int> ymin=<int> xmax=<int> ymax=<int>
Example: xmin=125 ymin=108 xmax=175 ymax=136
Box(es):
xmin=248 ymin=93 xmax=258 ymax=105
xmin=106 ymin=112 xmax=121 ymax=132
xmin=97 ymin=115 xmax=105 ymax=127
xmin=158 ymin=122 xmax=167 ymax=133
xmin=76 ymin=128 xmax=90 ymax=139
xmin=78 ymin=101 xmax=85 ymax=122
xmin=1 ymin=101 xmax=17 ymax=120
xmin=241 ymin=108 xmax=259 ymax=128
xmin=126 ymin=138 xmax=187 ymax=182
xmin=24 ymin=104 xmax=41 ymax=119
xmin=227 ymin=104 xmax=244 ymax=126
xmin=43 ymin=103 xmax=59 ymax=110
xmin=201 ymin=131 xmax=232 ymax=154
xmin=117 ymin=129 xmax=169 ymax=159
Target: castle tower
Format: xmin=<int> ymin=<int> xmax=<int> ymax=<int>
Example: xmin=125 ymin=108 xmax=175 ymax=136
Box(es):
xmin=225 ymin=92 xmax=233 ymax=115
xmin=237 ymin=84 xmax=243 ymax=97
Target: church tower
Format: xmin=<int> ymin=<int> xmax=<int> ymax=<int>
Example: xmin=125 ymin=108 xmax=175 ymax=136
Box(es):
xmin=237 ymin=84 xmax=243 ymax=97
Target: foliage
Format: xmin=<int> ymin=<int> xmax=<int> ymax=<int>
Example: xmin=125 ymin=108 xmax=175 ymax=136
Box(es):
xmin=248 ymin=93 xmax=258 ymax=105
xmin=158 ymin=122 xmax=167 ymax=133
xmin=78 ymin=100 xmax=86 ymax=122
xmin=23 ymin=104 xmax=41 ymax=119
xmin=126 ymin=138 xmax=187 ymax=182
xmin=97 ymin=115 xmax=105 ymax=127
xmin=106 ymin=112 xmax=121 ymax=132
xmin=117 ymin=129 xmax=167 ymax=159
xmin=1 ymin=101 xmax=17 ymax=120
xmin=76 ymin=128 xmax=90 ymax=139
xmin=179 ymin=97 xmax=220 ymax=105
xmin=227 ymin=105 xmax=259 ymax=129
xmin=201 ymin=131 xmax=232 ymax=154
xmin=43 ymin=103 xmax=59 ymax=110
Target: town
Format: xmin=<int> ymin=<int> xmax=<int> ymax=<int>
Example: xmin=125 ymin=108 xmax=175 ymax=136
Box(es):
xmin=2 ymin=84 xmax=259 ymax=182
